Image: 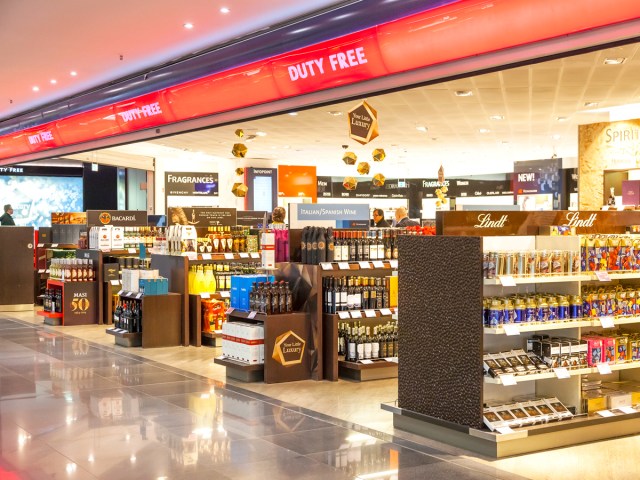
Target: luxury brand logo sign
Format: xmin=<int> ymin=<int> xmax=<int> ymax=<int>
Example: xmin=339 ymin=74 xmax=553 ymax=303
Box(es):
xmin=562 ymin=212 xmax=597 ymax=228
xmin=474 ymin=213 xmax=508 ymax=228
xmin=272 ymin=330 xmax=306 ymax=367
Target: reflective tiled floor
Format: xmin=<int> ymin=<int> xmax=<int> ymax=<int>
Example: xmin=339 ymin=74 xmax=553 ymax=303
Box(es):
xmin=0 ymin=317 xmax=526 ymax=480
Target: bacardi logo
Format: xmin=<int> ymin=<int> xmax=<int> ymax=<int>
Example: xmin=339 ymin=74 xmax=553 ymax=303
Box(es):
xmin=474 ymin=213 xmax=508 ymax=228
xmin=99 ymin=212 xmax=111 ymax=224
xmin=272 ymin=330 xmax=305 ymax=366
xmin=562 ymin=211 xmax=597 ymax=228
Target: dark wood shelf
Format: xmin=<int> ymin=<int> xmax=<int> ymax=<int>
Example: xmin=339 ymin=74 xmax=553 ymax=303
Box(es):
xmin=339 ymin=359 xmax=398 ymax=370
xmin=324 ymin=308 xmax=397 ymax=319
xmin=227 ymin=310 xmax=268 ymax=322
xmin=202 ymin=331 xmax=221 ymax=339
xmin=43 ymin=317 xmax=63 ymax=326
xmin=119 ymin=291 xmax=145 ymax=300
xmin=37 ymin=310 xmax=63 ymax=319
xmin=214 ymin=356 xmax=264 ymax=370
xmin=202 ymin=330 xmax=222 ymax=347
xmin=214 ymin=356 xmax=264 ymax=382
xmin=338 ymin=358 xmax=398 ymax=381
xmin=318 ymin=260 xmax=398 ymax=273
xmin=106 ymin=328 xmax=142 ymax=347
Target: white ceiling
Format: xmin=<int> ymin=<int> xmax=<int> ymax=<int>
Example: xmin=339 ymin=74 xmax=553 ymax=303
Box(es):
xmin=3 ymin=2 xmax=640 ymax=177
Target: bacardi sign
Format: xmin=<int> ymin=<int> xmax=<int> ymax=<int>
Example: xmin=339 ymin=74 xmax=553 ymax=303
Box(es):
xmin=87 ymin=210 xmax=148 ymax=227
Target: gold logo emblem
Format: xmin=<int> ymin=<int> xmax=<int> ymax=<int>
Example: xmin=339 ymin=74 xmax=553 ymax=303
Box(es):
xmin=272 ymin=330 xmax=305 ymax=367
xmin=71 ymin=298 xmax=90 ymax=312
xmin=99 ymin=212 xmax=111 ymax=225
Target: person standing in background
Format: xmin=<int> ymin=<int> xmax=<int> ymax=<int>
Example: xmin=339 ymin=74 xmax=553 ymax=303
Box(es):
xmin=271 ymin=206 xmax=286 ymax=225
xmin=372 ymin=208 xmax=390 ymax=227
xmin=394 ymin=206 xmax=419 ymax=227
xmin=0 ymin=204 xmax=15 ymax=225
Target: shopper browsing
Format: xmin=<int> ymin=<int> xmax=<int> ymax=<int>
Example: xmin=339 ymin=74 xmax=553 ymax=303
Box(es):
xmin=372 ymin=208 xmax=390 ymax=228
xmin=0 ymin=204 xmax=15 ymax=225
xmin=394 ymin=207 xmax=419 ymax=227
xmin=271 ymin=206 xmax=286 ymax=225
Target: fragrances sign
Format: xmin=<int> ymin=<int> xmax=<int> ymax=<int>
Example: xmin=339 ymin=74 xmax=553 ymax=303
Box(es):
xmin=165 ymin=172 xmax=219 ymax=196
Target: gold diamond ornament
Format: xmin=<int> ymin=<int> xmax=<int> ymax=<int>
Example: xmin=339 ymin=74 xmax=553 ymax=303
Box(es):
xmin=235 ymin=168 xmax=245 ymax=176
xmin=232 ymin=183 xmax=248 ymax=197
xmin=235 ymin=129 xmax=245 ymax=138
xmin=232 ymin=143 xmax=248 ymax=158
xmin=342 ymin=152 xmax=357 ymax=165
xmin=372 ymin=148 xmax=386 ymax=162
xmin=357 ymin=162 xmax=370 ymax=175
xmin=343 ymin=176 xmax=357 ymax=190
xmin=372 ymin=173 xmax=385 ymax=187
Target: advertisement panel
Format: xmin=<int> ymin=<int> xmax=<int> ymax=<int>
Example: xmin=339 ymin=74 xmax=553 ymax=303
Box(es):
xmin=289 ymin=203 xmax=370 ymax=229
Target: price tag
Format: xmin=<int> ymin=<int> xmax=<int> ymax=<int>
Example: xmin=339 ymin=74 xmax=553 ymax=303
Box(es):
xmin=51 ymin=244 xmax=59 ymax=248
xmin=201 ymin=253 xmax=212 ymax=260
xmin=117 ymin=290 xmax=124 ymax=296
xmin=553 ymin=367 xmax=571 ymax=379
xmin=619 ymin=406 xmax=636 ymax=414
xmin=338 ymin=311 xmax=351 ymax=319
xmin=37 ymin=243 xmax=44 ymax=248
xmin=220 ymin=291 xmax=230 ymax=298
xmin=320 ymin=263 xmax=333 ymax=271
xmin=200 ymin=293 xmax=210 ymax=299
xmin=247 ymin=311 xmax=257 ymax=319
xmin=110 ymin=279 xmax=120 ymax=286
xmin=338 ymin=262 xmax=350 ymax=270
xmin=596 ymin=410 xmax=615 ymax=417
xmin=45 ymin=269 xmax=50 ymax=274
xmin=185 ymin=252 xmax=198 ymax=260
xmin=350 ymin=310 xmax=363 ymax=319
xmin=595 ymin=271 xmax=611 ymax=282
xmin=380 ymin=308 xmax=392 ymax=316
xmin=226 ymin=307 xmax=235 ymax=315
xmin=496 ymin=426 xmax=515 ymax=435
xmin=250 ymin=252 xmax=260 ymax=259
xmin=386 ymin=357 xmax=399 ymax=363
xmin=372 ymin=261 xmax=385 ymax=269
xmin=239 ymin=252 xmax=250 ymax=258
xmin=499 ymin=275 xmax=517 ymax=287
xmin=500 ymin=374 xmax=517 ymax=386
xmin=364 ymin=310 xmax=376 ymax=318
xmin=224 ymin=253 xmax=235 ymax=260
xmin=503 ymin=324 xmax=520 ymax=336
xmin=127 ymin=248 xmax=137 ymax=254
xmin=597 ymin=363 xmax=613 ymax=375
xmin=389 ymin=260 xmax=398 ymax=269
xmin=599 ymin=316 xmax=615 ymax=329
xmin=38 ymin=269 xmax=45 ymax=274
xmin=360 ymin=359 xmax=374 ymax=365
xmin=359 ymin=261 xmax=371 ymax=269
xmin=135 ymin=293 xmax=143 ymax=299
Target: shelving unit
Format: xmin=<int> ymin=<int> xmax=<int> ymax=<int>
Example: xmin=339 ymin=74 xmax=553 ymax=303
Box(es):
xmin=39 ymin=278 xmax=98 ymax=326
xmin=390 ymin=232 xmax=640 ymax=458
xmin=338 ymin=358 xmax=398 ymax=381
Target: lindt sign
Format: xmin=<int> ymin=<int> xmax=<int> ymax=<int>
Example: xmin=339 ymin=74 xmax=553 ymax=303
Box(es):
xmin=474 ymin=213 xmax=508 ymax=228
xmin=562 ymin=211 xmax=597 ymax=228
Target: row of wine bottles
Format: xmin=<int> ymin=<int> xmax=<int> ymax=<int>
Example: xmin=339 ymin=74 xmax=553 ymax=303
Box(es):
xmin=43 ymin=288 xmax=62 ymax=313
xmin=323 ymin=276 xmax=391 ymax=313
xmin=339 ymin=322 xmax=399 ymax=361
xmin=113 ymin=299 xmax=142 ymax=333
xmin=248 ymin=281 xmax=294 ymax=315
xmin=300 ymin=228 xmax=402 ymax=265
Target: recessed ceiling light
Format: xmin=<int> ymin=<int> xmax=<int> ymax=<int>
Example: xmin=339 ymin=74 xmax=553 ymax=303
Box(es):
xmin=32 ymin=86 xmax=39 ymax=92
xmin=489 ymin=115 xmax=504 ymax=120
xmin=479 ymin=128 xmax=490 ymax=134
xmin=256 ymin=131 xmax=267 ymax=137
xmin=220 ymin=7 xmax=230 ymax=14
xmin=328 ymin=111 xmax=343 ymax=116
xmin=454 ymin=90 xmax=473 ymax=97
xmin=556 ymin=116 xmax=568 ymax=122
xmin=70 ymin=71 xmax=77 ymax=76
xmin=415 ymin=125 xmax=428 ymax=132
xmin=183 ymin=22 xmax=194 ymax=29
xmin=50 ymin=79 xmax=57 ymax=85
xmin=584 ymin=101 xmax=599 ymax=107
xmin=288 ymin=112 xmax=298 ymax=116
xmin=604 ymin=57 xmax=626 ymax=65
xmin=501 ymin=141 xmax=509 ymax=145
xmin=552 ymin=134 xmax=561 ymax=140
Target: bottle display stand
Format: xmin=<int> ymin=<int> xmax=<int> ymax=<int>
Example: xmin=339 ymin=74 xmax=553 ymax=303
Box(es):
xmin=388 ymin=234 xmax=640 ymax=457
xmin=38 ymin=279 xmax=98 ymax=326
xmin=106 ymin=292 xmax=182 ymax=348
xmin=189 ymin=294 xmax=225 ymax=347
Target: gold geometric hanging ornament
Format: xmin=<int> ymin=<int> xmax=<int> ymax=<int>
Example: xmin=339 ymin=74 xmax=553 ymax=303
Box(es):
xmin=372 ymin=173 xmax=386 ymax=187
xmin=235 ymin=167 xmax=245 ymax=176
xmin=343 ymin=176 xmax=357 ymax=191
xmin=235 ymin=129 xmax=245 ymax=138
xmin=232 ymin=143 xmax=248 ymax=158
xmin=357 ymin=162 xmax=370 ymax=175
xmin=232 ymin=182 xmax=248 ymax=197
xmin=342 ymin=151 xmax=357 ymax=166
xmin=372 ymin=148 xmax=386 ymax=162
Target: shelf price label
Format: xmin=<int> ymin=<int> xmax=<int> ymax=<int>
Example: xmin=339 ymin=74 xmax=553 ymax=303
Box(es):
xmin=320 ymin=263 xmax=333 ymax=271
xmin=37 ymin=243 xmax=44 ymax=248
xmin=496 ymin=426 xmax=515 ymax=435
xmin=250 ymin=252 xmax=260 ymax=259
xmin=247 ymin=311 xmax=257 ymax=319
xmin=128 ymin=248 xmax=137 ymax=254
xmin=358 ymin=261 xmax=371 ymax=269
xmin=599 ymin=316 xmax=615 ymax=329
xmin=503 ymin=324 xmax=520 ymax=336
xmin=379 ymin=308 xmax=392 ymax=316
xmin=110 ymin=279 xmax=120 ymax=286
xmin=597 ymin=363 xmax=613 ymax=375
xmin=135 ymin=293 xmax=143 ymax=299
xmin=498 ymin=275 xmax=516 ymax=287
xmin=338 ymin=311 xmax=351 ymax=319
xmin=185 ymin=252 xmax=198 ymax=260
xmin=220 ymin=291 xmax=230 ymax=298
xmin=117 ymin=290 xmax=124 ymax=296
xmin=553 ymin=367 xmax=571 ymax=379
xmin=239 ymin=252 xmax=250 ymax=258
xmin=200 ymin=293 xmax=210 ymax=299
xmin=360 ymin=359 xmax=374 ymax=364
xmin=224 ymin=253 xmax=235 ymax=260
xmin=51 ymin=244 xmax=59 ymax=248
xmin=225 ymin=307 xmax=235 ymax=315
xmin=596 ymin=410 xmax=615 ymax=417
xmin=389 ymin=260 xmax=398 ymax=269
xmin=618 ymin=406 xmax=636 ymax=414
xmin=372 ymin=261 xmax=385 ymax=269
xmin=350 ymin=310 xmax=362 ymax=319
xmin=38 ymin=269 xmax=45 ymax=274
xmin=201 ymin=253 xmax=212 ymax=260
xmin=364 ymin=310 xmax=376 ymax=318
xmin=338 ymin=262 xmax=350 ymax=270
xmin=500 ymin=374 xmax=517 ymax=386
xmin=595 ymin=271 xmax=611 ymax=282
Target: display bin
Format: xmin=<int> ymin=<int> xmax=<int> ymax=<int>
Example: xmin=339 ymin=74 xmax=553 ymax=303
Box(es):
xmin=38 ymin=279 xmax=98 ymax=326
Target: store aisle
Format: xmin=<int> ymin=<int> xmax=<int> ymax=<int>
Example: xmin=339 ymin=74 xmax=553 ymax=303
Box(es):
xmin=0 ymin=315 xmax=524 ymax=480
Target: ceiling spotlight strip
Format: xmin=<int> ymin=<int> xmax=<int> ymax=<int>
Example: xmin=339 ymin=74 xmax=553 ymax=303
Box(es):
xmin=0 ymin=0 xmax=639 ymax=161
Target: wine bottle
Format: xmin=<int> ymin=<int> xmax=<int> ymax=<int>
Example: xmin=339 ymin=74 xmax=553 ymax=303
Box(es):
xmin=317 ymin=227 xmax=327 ymax=264
xmin=349 ymin=231 xmax=356 ymax=262
xmin=329 ymin=278 xmax=337 ymax=314
xmin=301 ymin=227 xmax=309 ymax=264
xmin=285 ymin=282 xmax=293 ymax=313
xmin=341 ymin=231 xmax=349 ymax=262
xmin=309 ymin=227 xmax=318 ymax=265
xmin=371 ymin=327 xmax=380 ymax=359
xmin=364 ymin=326 xmax=372 ymax=360
xmin=377 ymin=231 xmax=385 ymax=260
xmin=356 ymin=326 xmax=364 ymax=361
xmin=384 ymin=231 xmax=392 ymax=260
xmin=347 ymin=277 xmax=355 ymax=311
xmin=356 ymin=231 xmax=363 ymax=261
xmin=383 ymin=277 xmax=390 ymax=308
xmin=326 ymin=227 xmax=335 ymax=262
xmin=347 ymin=327 xmax=357 ymax=362
xmin=353 ymin=277 xmax=362 ymax=310
xmin=392 ymin=230 xmax=399 ymax=259
xmin=339 ymin=278 xmax=348 ymax=312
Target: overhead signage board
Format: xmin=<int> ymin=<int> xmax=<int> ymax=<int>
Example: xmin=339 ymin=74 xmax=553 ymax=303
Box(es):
xmin=289 ymin=203 xmax=370 ymax=229
xmin=167 ymin=207 xmax=236 ymax=227
xmin=86 ymin=210 xmax=148 ymax=227
xmin=165 ymin=172 xmax=219 ymax=197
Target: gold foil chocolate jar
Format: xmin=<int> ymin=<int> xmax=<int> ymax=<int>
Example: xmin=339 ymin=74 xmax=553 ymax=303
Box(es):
xmin=357 ymin=162 xmax=370 ymax=175
xmin=343 ymin=176 xmax=357 ymax=190
xmin=372 ymin=148 xmax=386 ymax=162
xmin=232 ymin=182 xmax=248 ymax=197
xmin=232 ymin=143 xmax=248 ymax=158
xmin=342 ymin=152 xmax=357 ymax=165
xmin=372 ymin=173 xmax=385 ymax=187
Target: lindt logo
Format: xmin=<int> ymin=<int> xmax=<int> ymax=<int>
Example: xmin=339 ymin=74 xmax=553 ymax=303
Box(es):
xmin=563 ymin=212 xmax=597 ymax=228
xmin=474 ymin=213 xmax=508 ymax=228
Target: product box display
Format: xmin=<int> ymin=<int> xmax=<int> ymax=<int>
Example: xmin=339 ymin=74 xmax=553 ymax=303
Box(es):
xmin=221 ymin=321 xmax=265 ymax=365
xmin=230 ymin=274 xmax=274 ymax=311
xmin=483 ymin=397 xmax=573 ymax=431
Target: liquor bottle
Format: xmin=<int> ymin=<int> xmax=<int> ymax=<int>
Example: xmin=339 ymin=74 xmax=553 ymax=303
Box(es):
xmin=383 ymin=277 xmax=390 ymax=308
xmin=264 ymin=282 xmax=272 ymax=315
xmin=375 ymin=278 xmax=383 ymax=309
xmin=317 ymin=227 xmax=327 ymax=264
xmin=384 ymin=231 xmax=392 ymax=260
xmin=249 ymin=283 xmax=257 ymax=311
xmin=361 ymin=277 xmax=370 ymax=309
xmin=326 ymin=227 xmax=335 ymax=262
xmin=377 ymin=231 xmax=385 ymax=261
xmin=346 ymin=277 xmax=355 ymax=311
xmin=311 ymin=227 xmax=321 ymax=265
xmin=114 ymin=298 xmax=122 ymax=326
xmin=334 ymin=231 xmax=342 ymax=262
xmin=329 ymin=278 xmax=337 ymax=314
xmin=363 ymin=326 xmax=372 ymax=360
xmin=349 ymin=231 xmax=356 ymax=262
xmin=356 ymin=231 xmax=363 ymax=261
xmin=278 ymin=281 xmax=285 ymax=314
xmin=347 ymin=326 xmax=357 ymax=362
xmin=341 ymin=231 xmax=349 ymax=262
xmin=371 ymin=327 xmax=380 ymax=359
xmin=381 ymin=325 xmax=389 ymax=358
xmin=355 ymin=326 xmax=364 ymax=361
xmin=339 ymin=278 xmax=348 ymax=312
xmin=353 ymin=277 xmax=362 ymax=310
xmin=368 ymin=231 xmax=377 ymax=261
xmin=285 ymin=282 xmax=293 ymax=313
xmin=392 ymin=230 xmax=399 ymax=259
xmin=369 ymin=277 xmax=377 ymax=309
xmin=271 ymin=282 xmax=280 ymax=315
xmin=392 ymin=324 xmax=399 ymax=357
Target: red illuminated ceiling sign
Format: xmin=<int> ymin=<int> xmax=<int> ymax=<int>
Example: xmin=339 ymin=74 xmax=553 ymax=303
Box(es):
xmin=0 ymin=0 xmax=639 ymax=160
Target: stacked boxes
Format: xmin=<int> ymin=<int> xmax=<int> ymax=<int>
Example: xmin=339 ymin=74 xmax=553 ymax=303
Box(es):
xmin=221 ymin=322 xmax=264 ymax=365
xmin=121 ymin=268 xmax=167 ymax=294
xmin=230 ymin=274 xmax=274 ymax=311
xmin=483 ymin=397 xmax=573 ymax=431
xmin=89 ymin=226 xmax=125 ymax=251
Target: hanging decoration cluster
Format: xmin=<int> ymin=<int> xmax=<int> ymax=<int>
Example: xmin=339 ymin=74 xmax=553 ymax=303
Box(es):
xmin=231 ymin=130 xmax=248 ymax=196
xmin=232 ymin=129 xmax=248 ymax=158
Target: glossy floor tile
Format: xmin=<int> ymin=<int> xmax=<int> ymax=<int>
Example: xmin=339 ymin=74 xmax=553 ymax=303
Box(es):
xmin=0 ymin=315 xmax=524 ymax=480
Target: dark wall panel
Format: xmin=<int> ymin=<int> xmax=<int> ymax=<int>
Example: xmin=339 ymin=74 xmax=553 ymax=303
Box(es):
xmin=83 ymin=163 xmax=118 ymax=211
